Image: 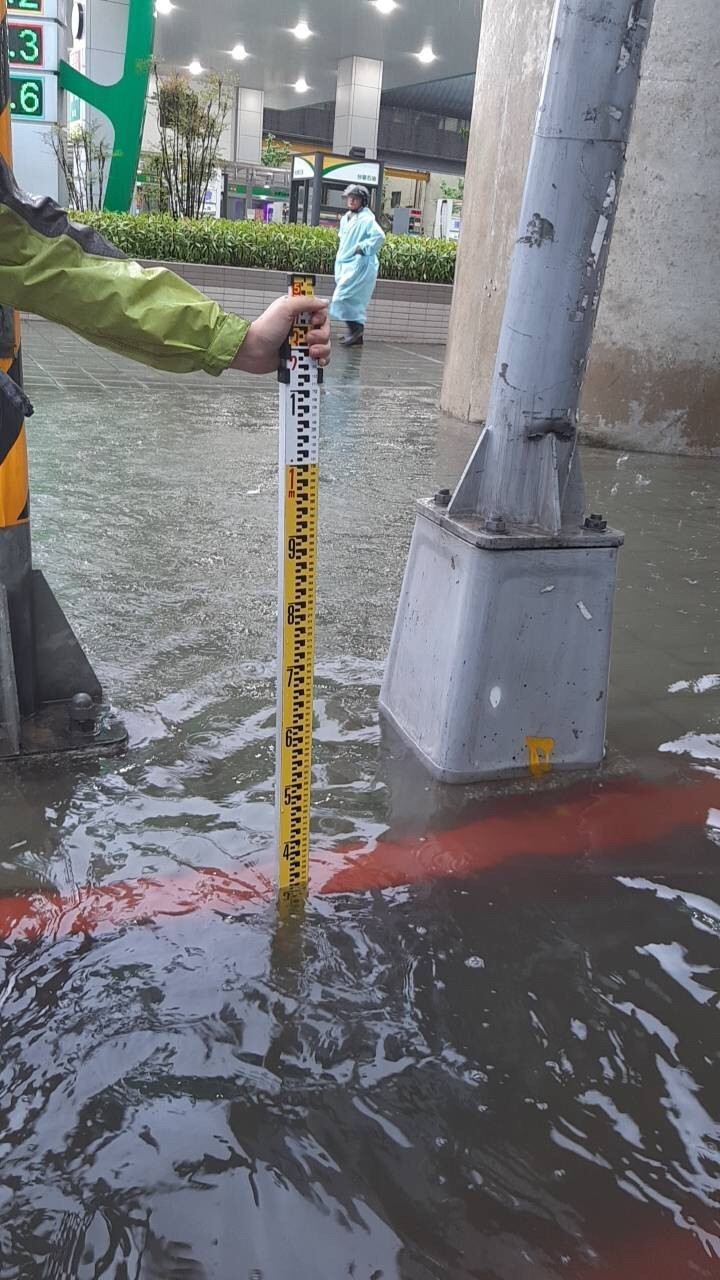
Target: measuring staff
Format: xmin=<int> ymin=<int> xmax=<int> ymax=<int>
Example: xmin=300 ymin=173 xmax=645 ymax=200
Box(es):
xmin=276 ymin=276 xmax=322 ymax=908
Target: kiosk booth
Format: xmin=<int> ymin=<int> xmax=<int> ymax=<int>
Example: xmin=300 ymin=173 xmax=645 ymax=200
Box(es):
xmin=289 ymin=154 xmax=384 ymax=230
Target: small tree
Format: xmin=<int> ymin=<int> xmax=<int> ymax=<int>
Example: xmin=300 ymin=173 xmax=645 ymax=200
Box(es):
xmin=440 ymin=178 xmax=465 ymax=202
xmin=48 ymin=123 xmax=111 ymax=211
xmin=153 ymin=68 xmax=230 ymax=219
xmin=136 ymin=152 xmax=170 ymax=214
xmin=261 ymin=133 xmax=292 ymax=168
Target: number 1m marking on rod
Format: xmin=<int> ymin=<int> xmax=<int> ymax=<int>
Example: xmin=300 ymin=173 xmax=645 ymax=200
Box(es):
xmin=277 ymin=274 xmax=321 ymax=909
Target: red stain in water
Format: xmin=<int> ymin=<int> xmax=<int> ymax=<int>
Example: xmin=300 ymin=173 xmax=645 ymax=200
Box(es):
xmin=320 ymin=776 xmax=720 ymax=896
xmin=579 ymin=1225 xmax=720 ymax=1278
xmin=1 ymin=777 xmax=718 ymax=946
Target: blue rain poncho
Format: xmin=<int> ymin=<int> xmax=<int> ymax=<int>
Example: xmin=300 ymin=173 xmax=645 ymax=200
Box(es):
xmin=330 ymin=207 xmax=385 ymax=325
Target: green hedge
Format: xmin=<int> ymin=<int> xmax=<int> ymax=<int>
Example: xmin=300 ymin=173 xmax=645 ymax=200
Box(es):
xmin=71 ymin=212 xmax=457 ymax=285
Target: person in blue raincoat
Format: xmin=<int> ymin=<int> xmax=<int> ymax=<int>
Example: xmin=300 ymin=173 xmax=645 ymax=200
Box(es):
xmin=330 ymin=185 xmax=385 ymax=347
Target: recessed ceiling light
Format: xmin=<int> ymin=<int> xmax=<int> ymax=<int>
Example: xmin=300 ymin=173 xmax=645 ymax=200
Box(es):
xmin=294 ymin=76 xmax=310 ymax=92
xmin=291 ymin=20 xmax=312 ymax=40
xmin=231 ymin=43 xmax=249 ymax=60
xmin=373 ymin=0 xmax=397 ymax=13
xmin=188 ymin=59 xmax=203 ymax=75
xmin=416 ymin=45 xmax=437 ymax=64
xmin=155 ymin=0 xmax=173 ymax=13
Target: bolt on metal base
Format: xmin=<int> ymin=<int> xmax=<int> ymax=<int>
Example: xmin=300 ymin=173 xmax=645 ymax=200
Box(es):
xmin=4 ymin=701 xmax=128 ymax=761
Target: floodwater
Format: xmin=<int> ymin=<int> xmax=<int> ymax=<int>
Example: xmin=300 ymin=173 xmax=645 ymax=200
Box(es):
xmin=1 ymin=324 xmax=719 ymax=1278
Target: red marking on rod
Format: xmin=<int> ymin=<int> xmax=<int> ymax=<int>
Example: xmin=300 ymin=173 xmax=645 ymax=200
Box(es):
xmin=0 ymin=778 xmax=718 ymax=945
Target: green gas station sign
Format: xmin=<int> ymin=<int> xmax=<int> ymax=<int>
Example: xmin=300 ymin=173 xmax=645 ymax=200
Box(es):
xmin=228 ymin=183 xmax=289 ymax=199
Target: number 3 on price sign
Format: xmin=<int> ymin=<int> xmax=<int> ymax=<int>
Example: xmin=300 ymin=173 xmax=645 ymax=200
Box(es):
xmin=8 ymin=22 xmax=43 ymax=66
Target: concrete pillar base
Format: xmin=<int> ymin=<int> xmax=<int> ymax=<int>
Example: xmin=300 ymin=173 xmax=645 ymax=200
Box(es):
xmin=380 ymin=502 xmax=623 ymax=783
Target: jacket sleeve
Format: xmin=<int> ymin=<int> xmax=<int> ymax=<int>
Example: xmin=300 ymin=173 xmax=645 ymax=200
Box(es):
xmin=0 ymin=160 xmax=249 ymax=377
xmin=358 ymin=218 xmax=386 ymax=256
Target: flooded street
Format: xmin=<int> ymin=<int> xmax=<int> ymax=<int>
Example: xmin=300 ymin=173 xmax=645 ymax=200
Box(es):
xmin=1 ymin=324 xmax=719 ymax=1277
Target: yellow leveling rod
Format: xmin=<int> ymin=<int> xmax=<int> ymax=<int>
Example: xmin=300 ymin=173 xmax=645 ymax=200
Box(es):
xmin=276 ymin=274 xmax=321 ymax=908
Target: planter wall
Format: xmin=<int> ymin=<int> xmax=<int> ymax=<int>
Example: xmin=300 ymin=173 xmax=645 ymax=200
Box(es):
xmin=142 ymin=261 xmax=452 ymax=345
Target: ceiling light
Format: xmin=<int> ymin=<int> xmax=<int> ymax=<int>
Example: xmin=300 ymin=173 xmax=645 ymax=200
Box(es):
xmin=291 ymin=20 xmax=312 ymax=40
xmin=416 ymin=45 xmax=437 ymax=64
xmin=188 ymin=59 xmax=203 ymax=75
xmin=373 ymin=0 xmax=397 ymax=13
xmin=155 ymin=0 xmax=173 ymax=13
xmin=294 ymin=76 xmax=310 ymax=93
xmin=231 ymin=43 xmax=248 ymax=60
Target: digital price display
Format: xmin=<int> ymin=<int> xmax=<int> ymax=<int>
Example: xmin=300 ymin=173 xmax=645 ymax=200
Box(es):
xmin=7 ymin=0 xmax=43 ymax=11
xmin=9 ymin=75 xmax=44 ymax=119
xmin=8 ymin=22 xmax=44 ymax=67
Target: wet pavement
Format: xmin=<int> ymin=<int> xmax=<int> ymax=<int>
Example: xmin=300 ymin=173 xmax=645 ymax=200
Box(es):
xmin=1 ymin=320 xmax=719 ymax=1277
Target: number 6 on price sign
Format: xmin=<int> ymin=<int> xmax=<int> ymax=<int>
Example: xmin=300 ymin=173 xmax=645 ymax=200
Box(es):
xmin=10 ymin=75 xmax=43 ymax=118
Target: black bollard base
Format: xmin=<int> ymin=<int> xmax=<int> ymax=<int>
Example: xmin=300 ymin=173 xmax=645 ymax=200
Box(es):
xmin=0 ymin=570 xmax=127 ymax=761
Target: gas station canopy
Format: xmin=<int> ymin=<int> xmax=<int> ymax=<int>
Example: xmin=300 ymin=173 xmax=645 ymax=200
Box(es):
xmin=156 ymin=0 xmax=483 ymax=112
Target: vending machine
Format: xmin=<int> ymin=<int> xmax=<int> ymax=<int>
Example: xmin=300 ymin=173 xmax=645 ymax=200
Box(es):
xmin=391 ymin=207 xmax=423 ymax=236
xmin=433 ymin=198 xmax=463 ymax=242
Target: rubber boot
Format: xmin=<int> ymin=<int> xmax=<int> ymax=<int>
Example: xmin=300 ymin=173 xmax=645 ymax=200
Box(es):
xmin=340 ymin=322 xmax=364 ymax=348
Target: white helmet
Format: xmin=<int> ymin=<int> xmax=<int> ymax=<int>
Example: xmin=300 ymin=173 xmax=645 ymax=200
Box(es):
xmin=343 ymin=184 xmax=370 ymax=205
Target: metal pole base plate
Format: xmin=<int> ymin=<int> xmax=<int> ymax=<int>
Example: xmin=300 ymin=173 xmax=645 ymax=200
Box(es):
xmin=380 ymin=502 xmax=622 ymax=784
xmin=2 ymin=703 xmax=128 ymax=761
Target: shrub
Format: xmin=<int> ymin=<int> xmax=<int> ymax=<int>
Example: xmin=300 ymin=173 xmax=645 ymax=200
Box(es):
xmin=261 ymin=133 xmax=293 ymax=168
xmin=71 ymin=212 xmax=457 ymax=285
xmin=152 ymin=71 xmax=230 ymax=220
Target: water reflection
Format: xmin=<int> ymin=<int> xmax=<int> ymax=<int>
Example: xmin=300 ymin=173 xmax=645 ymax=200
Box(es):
xmin=3 ymin=844 xmax=720 ymax=1277
xmin=1 ymin=351 xmax=719 ymax=1275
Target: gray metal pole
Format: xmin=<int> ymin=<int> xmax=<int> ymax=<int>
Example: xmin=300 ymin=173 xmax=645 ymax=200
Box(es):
xmin=450 ymin=0 xmax=655 ymax=535
xmin=310 ymin=153 xmax=323 ymax=227
xmin=380 ymin=0 xmax=656 ymax=782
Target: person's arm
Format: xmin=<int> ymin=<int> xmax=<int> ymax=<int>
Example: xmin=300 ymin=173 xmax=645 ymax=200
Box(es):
xmin=356 ymin=218 xmax=386 ymax=257
xmin=0 ymin=159 xmax=330 ymax=375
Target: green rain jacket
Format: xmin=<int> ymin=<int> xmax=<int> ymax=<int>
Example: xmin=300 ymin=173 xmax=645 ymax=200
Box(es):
xmin=0 ymin=158 xmax=250 ymax=376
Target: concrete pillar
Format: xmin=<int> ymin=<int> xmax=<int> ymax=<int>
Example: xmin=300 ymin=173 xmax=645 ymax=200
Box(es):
xmin=333 ymin=57 xmax=383 ymax=159
xmin=84 ymin=0 xmax=129 ymax=156
xmin=235 ymin=87 xmax=264 ymax=164
xmin=442 ymin=0 xmax=720 ymax=456
xmin=440 ymin=0 xmax=556 ymax=425
xmin=584 ymin=0 xmax=720 ymax=454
